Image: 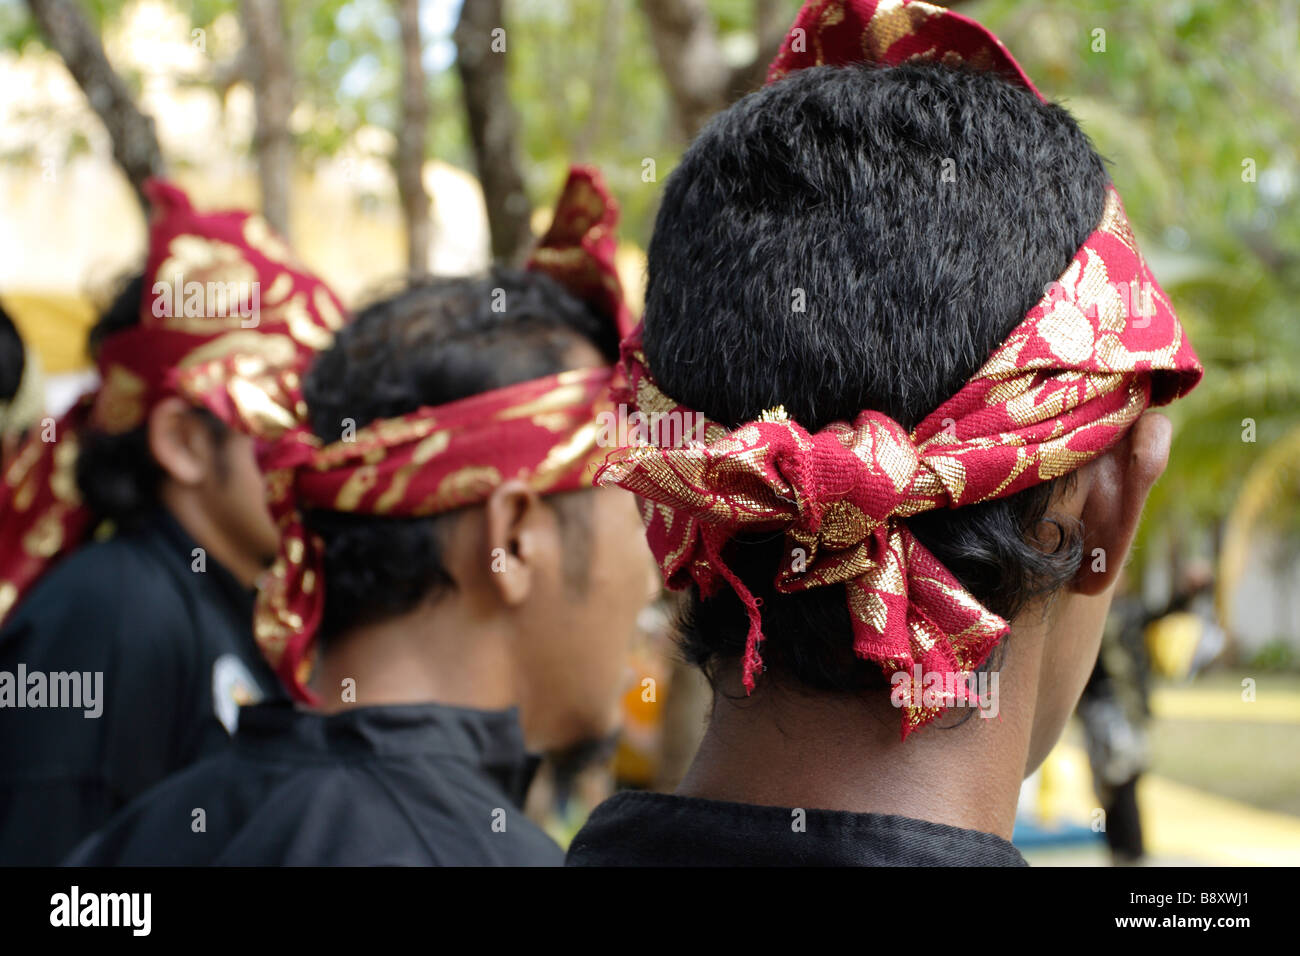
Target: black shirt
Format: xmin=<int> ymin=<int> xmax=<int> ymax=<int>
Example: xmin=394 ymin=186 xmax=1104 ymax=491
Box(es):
xmin=565 ymin=791 xmax=1028 ymax=866
xmin=0 ymin=509 xmax=283 ymax=864
xmin=65 ymin=701 xmax=564 ymax=866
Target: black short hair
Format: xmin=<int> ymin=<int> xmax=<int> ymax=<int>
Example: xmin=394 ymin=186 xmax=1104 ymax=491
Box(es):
xmin=76 ymin=273 xmax=229 ymax=528
xmin=0 ymin=302 xmax=25 ymax=405
xmin=302 ymin=266 xmax=619 ymax=644
xmin=643 ymin=63 xmax=1107 ymax=693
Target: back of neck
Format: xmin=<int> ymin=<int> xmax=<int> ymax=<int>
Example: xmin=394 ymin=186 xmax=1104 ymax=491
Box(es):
xmin=309 ymin=602 xmax=517 ymax=715
xmin=675 ymin=670 xmax=1030 ymax=839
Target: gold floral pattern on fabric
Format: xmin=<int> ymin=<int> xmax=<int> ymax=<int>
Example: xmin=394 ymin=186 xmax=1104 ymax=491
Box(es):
xmin=599 ymin=175 xmax=1201 ymax=738
xmin=864 ymin=0 xmax=941 ymax=61
xmin=0 ymin=179 xmax=345 ymax=629
xmin=0 ymin=582 xmax=17 ymax=621
xmin=22 ymin=510 xmax=65 ymax=559
xmin=243 ymin=216 xmax=303 ymax=270
xmin=525 ymin=167 xmax=636 ymax=340
xmin=91 ymin=364 xmax=148 ymax=434
xmin=175 ymin=330 xmax=300 ymax=372
xmin=767 ymin=0 xmax=1039 ymax=93
xmin=180 ymin=363 xmax=617 ymax=700
xmin=166 ymin=165 xmax=634 ymax=702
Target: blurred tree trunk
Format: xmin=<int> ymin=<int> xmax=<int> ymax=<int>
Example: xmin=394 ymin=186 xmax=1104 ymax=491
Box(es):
xmin=25 ymin=0 xmax=165 ymax=211
xmin=455 ymin=0 xmax=533 ymax=265
xmin=396 ymin=0 xmax=432 ymax=276
xmin=728 ymin=0 xmax=789 ymax=97
xmin=638 ymin=0 xmax=789 ymax=140
xmin=240 ymin=0 xmax=293 ymax=238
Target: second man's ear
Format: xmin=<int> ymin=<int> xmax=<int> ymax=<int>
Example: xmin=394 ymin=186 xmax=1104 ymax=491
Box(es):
xmin=483 ymin=479 xmax=551 ymax=607
xmin=147 ymin=397 xmax=218 ymax=487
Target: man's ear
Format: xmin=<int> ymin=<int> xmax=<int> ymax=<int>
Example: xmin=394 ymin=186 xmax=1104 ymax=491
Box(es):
xmin=1072 ymin=411 xmax=1172 ymax=596
xmin=147 ymin=397 xmax=216 ymax=486
xmin=483 ymin=479 xmax=554 ymax=607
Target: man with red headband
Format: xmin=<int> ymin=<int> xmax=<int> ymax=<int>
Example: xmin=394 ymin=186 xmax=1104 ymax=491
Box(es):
xmin=566 ymin=0 xmax=1201 ymax=866
xmin=68 ymin=168 xmax=657 ymax=866
xmin=0 ymin=182 xmax=344 ymax=864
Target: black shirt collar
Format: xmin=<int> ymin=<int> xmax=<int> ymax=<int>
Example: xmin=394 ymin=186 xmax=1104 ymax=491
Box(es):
xmin=130 ymin=507 xmax=255 ymax=619
xmin=235 ymin=700 xmax=542 ymax=807
xmin=566 ymin=791 xmax=1028 ymax=866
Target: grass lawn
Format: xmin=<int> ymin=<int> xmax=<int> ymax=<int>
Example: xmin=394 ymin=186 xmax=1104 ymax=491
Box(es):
xmin=1147 ymin=671 xmax=1300 ymax=817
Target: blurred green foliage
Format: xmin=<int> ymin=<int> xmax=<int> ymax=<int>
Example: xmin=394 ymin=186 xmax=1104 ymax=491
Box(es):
xmin=0 ymin=0 xmax=786 ymax=238
xmin=974 ymin=0 xmax=1300 ymax=559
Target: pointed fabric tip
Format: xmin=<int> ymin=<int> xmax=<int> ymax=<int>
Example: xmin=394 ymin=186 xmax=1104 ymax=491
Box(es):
xmin=527 ymin=164 xmax=634 ymax=340
xmin=539 ymin=164 xmax=618 ymax=245
xmin=142 ymin=178 xmax=194 ymax=214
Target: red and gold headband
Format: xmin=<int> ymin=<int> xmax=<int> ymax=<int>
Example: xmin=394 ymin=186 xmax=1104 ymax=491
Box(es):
xmin=596 ymin=0 xmax=1204 ymax=738
xmin=176 ymin=166 xmax=630 ymax=701
xmin=0 ymin=180 xmax=344 ymax=626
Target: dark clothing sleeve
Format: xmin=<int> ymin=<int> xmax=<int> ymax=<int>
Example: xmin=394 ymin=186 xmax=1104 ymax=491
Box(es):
xmin=66 ymin=703 xmax=566 ymax=867
xmin=67 ymin=754 xmax=565 ymax=867
xmin=0 ymin=548 xmax=195 ymax=865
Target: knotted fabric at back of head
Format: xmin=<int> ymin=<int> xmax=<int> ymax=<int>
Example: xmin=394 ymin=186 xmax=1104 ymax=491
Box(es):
xmin=596 ymin=0 xmax=1204 ymax=738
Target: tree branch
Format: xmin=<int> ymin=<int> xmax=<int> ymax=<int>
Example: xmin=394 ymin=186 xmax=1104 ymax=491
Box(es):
xmin=455 ymin=0 xmax=533 ymax=265
xmin=25 ymin=0 xmax=165 ymax=210
xmin=396 ymin=0 xmax=432 ymax=275
xmin=727 ymin=0 xmax=788 ymax=100
xmin=240 ymin=0 xmax=294 ymax=237
xmin=637 ymin=0 xmax=731 ymax=139
xmin=640 ymin=0 xmax=793 ymax=140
